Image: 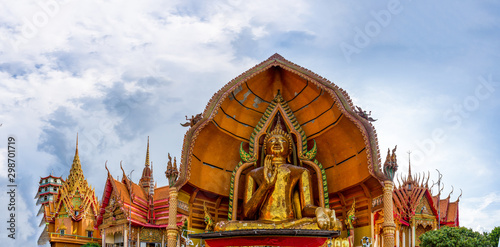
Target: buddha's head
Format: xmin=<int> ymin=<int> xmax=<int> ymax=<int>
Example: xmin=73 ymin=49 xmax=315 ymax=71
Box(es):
xmin=263 ymin=122 xmax=292 ymax=158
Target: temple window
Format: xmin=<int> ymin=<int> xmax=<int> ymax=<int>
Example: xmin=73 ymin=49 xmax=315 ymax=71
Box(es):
xmin=60 ymin=230 xmax=65 ymax=235
xmin=75 ymin=211 xmax=79 ymax=216
xmin=87 ymin=231 xmax=93 ymax=238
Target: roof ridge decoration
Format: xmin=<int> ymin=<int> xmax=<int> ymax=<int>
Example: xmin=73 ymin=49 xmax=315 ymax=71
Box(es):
xmin=228 ymin=91 xmax=328 ymax=220
xmin=177 ymin=54 xmax=385 ymax=189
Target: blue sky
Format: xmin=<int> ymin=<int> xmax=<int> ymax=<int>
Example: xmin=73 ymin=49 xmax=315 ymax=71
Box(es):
xmin=0 ymin=0 xmax=499 ymax=245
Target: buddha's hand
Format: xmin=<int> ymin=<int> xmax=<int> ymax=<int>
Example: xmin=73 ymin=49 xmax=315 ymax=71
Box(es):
xmin=315 ymin=207 xmax=342 ymax=230
xmin=263 ymin=155 xmax=277 ymax=188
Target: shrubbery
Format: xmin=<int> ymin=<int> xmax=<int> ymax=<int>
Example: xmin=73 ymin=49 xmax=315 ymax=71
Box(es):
xmin=419 ymin=226 xmax=500 ymax=247
xmin=82 ymin=243 xmax=101 ymax=247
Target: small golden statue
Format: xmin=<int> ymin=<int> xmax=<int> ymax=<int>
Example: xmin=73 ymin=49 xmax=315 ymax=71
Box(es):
xmin=346 ymin=199 xmax=356 ymax=246
xmin=215 ymin=120 xmax=341 ymax=231
xmin=203 ymin=202 xmax=215 ymax=232
xmin=346 ymin=199 xmax=356 ymax=230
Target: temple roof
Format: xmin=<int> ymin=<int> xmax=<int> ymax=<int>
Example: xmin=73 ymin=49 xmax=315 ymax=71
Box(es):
xmin=432 ymin=195 xmax=460 ymax=226
xmin=96 ymin=167 xmax=173 ymax=227
xmin=39 ymin=174 xmax=64 ymax=182
xmin=394 ymin=162 xmax=459 ymax=227
xmin=178 ymin=54 xmax=384 ymax=199
xmin=43 ymin=136 xmax=100 ymax=222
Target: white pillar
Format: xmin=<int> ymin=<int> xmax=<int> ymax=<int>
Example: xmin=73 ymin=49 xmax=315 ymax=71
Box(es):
xmin=412 ymin=225 xmax=416 ymax=247
xmin=124 ymin=228 xmax=128 ymax=247
xmin=137 ymin=231 xmax=140 ymax=247
xmin=102 ymin=229 xmax=106 ymax=247
xmin=162 ymin=234 xmax=165 ymax=247
xmin=402 ymin=230 xmax=405 ymax=247
xmin=396 ymin=228 xmax=400 ymax=247
xmin=408 ymin=228 xmax=411 ymax=247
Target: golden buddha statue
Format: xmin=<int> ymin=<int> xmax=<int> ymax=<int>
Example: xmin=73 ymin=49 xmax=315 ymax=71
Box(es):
xmin=215 ymin=122 xmax=341 ymax=231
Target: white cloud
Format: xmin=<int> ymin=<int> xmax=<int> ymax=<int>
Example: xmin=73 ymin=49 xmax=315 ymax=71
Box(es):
xmin=461 ymin=192 xmax=500 ymax=232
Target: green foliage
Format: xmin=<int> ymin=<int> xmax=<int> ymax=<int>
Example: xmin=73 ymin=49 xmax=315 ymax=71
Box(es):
xmin=82 ymin=243 xmax=101 ymax=247
xmin=489 ymin=226 xmax=500 ymax=247
xmin=419 ymin=226 xmax=490 ymax=247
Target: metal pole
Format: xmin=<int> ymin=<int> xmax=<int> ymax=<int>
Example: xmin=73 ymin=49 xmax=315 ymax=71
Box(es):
xmin=435 ymin=169 xmax=442 ymax=229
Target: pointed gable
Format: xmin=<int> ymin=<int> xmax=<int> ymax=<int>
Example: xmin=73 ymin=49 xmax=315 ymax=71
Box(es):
xmin=97 ymin=161 xmax=174 ymax=229
xmin=50 ymin=136 xmax=100 ymax=222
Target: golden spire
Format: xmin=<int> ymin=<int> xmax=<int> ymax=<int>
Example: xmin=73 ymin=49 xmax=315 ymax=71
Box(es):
xmin=145 ymin=136 xmax=150 ymax=167
xmin=140 ymin=137 xmax=153 ymax=191
xmin=70 ymin=133 xmax=82 ymax=175
xmin=76 ymin=132 xmax=79 ymax=156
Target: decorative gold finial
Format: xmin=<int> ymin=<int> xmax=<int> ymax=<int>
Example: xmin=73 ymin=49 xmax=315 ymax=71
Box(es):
xmin=274 ymin=90 xmax=284 ymax=103
xmin=76 ymin=132 xmax=79 ymax=155
xmin=145 ymin=136 xmax=150 ymax=167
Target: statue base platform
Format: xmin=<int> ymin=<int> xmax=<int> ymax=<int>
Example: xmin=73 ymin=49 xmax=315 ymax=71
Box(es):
xmin=189 ymin=229 xmax=341 ymax=247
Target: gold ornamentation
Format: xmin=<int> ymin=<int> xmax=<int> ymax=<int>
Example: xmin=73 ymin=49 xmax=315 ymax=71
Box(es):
xmin=203 ymin=202 xmax=215 ymax=232
xmin=346 ymin=199 xmax=356 ymax=230
xmin=216 ymin=123 xmax=340 ymax=231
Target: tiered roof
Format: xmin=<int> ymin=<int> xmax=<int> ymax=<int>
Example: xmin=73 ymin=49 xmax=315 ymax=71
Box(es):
xmin=35 ymin=175 xmax=64 ymax=206
xmin=432 ymin=193 xmax=460 ymax=227
xmin=37 ymin=136 xmax=101 ymax=245
xmin=96 ymin=140 xmax=183 ymax=228
xmin=393 ymin=160 xmax=460 ymax=227
xmin=43 ymin=137 xmax=100 ymax=222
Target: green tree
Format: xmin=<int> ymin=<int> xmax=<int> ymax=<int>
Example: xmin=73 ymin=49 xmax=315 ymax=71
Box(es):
xmin=488 ymin=226 xmax=500 ymax=247
xmin=419 ymin=226 xmax=490 ymax=247
xmin=82 ymin=243 xmax=101 ymax=247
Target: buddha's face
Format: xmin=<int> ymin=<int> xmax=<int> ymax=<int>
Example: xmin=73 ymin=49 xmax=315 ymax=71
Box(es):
xmin=265 ymin=134 xmax=290 ymax=157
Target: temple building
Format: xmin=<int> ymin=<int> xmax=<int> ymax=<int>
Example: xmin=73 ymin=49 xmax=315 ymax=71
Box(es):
xmin=96 ymin=138 xmax=186 ymax=247
xmin=37 ymin=137 xmax=101 ymax=247
xmin=167 ymin=54 xmax=399 ymax=247
xmin=171 ymin=54 xmax=460 ymax=247
xmin=370 ymin=156 xmax=460 ymax=247
xmin=88 ymin=54 xmax=459 ymax=247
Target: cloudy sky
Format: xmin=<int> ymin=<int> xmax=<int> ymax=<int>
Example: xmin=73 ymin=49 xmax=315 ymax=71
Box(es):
xmin=0 ymin=0 xmax=499 ymax=245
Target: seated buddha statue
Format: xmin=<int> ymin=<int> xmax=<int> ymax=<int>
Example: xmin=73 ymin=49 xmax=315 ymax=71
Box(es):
xmin=215 ymin=122 xmax=341 ymax=231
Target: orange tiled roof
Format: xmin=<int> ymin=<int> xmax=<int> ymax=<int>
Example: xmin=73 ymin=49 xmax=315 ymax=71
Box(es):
xmin=96 ymin=171 xmax=172 ymax=228
xmin=432 ymin=195 xmax=459 ymax=226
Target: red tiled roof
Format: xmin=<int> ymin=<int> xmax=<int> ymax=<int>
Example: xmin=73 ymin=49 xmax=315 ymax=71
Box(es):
xmin=431 ymin=195 xmax=459 ymax=226
xmin=96 ymin=172 xmax=173 ymax=228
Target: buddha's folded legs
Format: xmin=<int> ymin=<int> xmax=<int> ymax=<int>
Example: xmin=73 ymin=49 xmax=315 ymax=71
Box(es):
xmin=214 ymin=217 xmax=320 ymax=231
